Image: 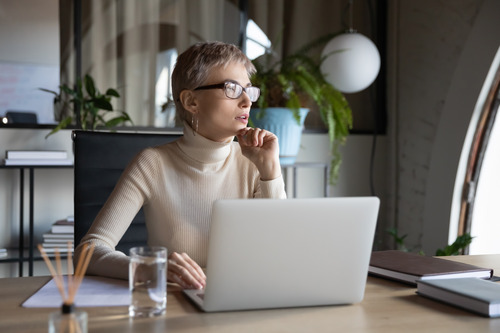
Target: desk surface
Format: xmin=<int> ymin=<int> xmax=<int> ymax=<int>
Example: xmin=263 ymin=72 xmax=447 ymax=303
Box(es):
xmin=1 ymin=255 xmax=499 ymax=333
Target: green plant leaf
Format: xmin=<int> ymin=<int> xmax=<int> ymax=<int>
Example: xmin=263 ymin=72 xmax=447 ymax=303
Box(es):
xmin=250 ymin=31 xmax=353 ymax=184
xmin=38 ymin=88 xmax=59 ymax=96
xmin=105 ymin=88 xmax=120 ymax=97
xmin=92 ymin=98 xmax=113 ymax=111
xmin=44 ymin=116 xmax=73 ymax=138
xmin=40 ymin=74 xmax=128 ymax=137
xmin=435 ymin=233 xmax=474 ymax=256
xmin=386 ymin=228 xmax=409 ymax=252
xmin=105 ymin=116 xmax=128 ymax=128
xmin=84 ymin=74 xmax=96 ymax=97
xmin=60 ymin=84 xmax=78 ymax=98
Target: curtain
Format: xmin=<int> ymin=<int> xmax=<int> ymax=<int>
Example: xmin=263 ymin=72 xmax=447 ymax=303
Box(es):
xmin=60 ymin=0 xmax=239 ymax=128
xmin=60 ymin=0 xmax=381 ymax=130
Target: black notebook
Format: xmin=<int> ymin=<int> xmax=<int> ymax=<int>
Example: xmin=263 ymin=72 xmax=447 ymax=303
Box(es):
xmin=369 ymin=250 xmax=493 ymax=286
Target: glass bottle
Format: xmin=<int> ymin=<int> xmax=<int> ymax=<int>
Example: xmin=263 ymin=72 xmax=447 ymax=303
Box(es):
xmin=48 ymin=303 xmax=87 ymax=333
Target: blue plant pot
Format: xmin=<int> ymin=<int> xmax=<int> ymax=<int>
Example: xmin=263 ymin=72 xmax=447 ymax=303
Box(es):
xmin=250 ymin=107 xmax=309 ymax=165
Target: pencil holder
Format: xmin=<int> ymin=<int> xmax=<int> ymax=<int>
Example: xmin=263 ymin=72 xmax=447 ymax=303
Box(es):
xmin=48 ymin=303 xmax=87 ymax=333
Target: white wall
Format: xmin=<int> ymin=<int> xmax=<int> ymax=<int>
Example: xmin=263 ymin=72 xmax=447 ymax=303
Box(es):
xmin=423 ymin=0 xmax=500 ymax=254
xmin=0 ymin=0 xmax=59 ymax=64
xmin=387 ymin=0 xmax=500 ymax=255
xmin=295 ymin=133 xmax=387 ymax=198
xmin=295 ymin=133 xmax=389 ymax=249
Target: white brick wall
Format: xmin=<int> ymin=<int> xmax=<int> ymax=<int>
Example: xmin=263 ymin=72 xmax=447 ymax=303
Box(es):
xmin=388 ymin=0 xmax=483 ymax=252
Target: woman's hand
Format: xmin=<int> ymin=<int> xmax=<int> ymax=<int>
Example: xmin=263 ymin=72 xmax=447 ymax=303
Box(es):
xmin=167 ymin=252 xmax=206 ymax=290
xmin=236 ymin=127 xmax=281 ymax=180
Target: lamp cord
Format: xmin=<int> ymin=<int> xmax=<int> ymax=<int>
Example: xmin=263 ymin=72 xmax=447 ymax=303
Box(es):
xmin=367 ymin=0 xmax=378 ymax=197
xmin=341 ymin=0 xmax=380 ymax=197
xmin=348 ymin=0 xmax=354 ymax=32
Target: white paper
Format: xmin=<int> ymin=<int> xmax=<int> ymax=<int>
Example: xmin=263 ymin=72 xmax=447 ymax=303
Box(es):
xmin=22 ymin=276 xmax=130 ymax=308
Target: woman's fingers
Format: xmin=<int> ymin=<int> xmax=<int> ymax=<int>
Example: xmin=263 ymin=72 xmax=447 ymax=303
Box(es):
xmin=237 ymin=127 xmax=272 ymax=147
xmin=168 ymin=252 xmax=206 ymax=290
xmin=181 ymin=252 xmax=206 ymax=280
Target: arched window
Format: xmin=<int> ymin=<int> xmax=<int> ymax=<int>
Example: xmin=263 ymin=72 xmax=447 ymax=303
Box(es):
xmin=457 ymin=48 xmax=500 ymax=254
xmin=245 ymin=19 xmax=271 ymax=60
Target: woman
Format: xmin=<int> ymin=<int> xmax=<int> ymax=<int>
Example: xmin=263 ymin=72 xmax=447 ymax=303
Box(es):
xmin=75 ymin=41 xmax=287 ymax=290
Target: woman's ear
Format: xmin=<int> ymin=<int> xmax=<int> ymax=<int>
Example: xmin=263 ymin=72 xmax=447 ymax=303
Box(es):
xmin=179 ymin=90 xmax=198 ymax=114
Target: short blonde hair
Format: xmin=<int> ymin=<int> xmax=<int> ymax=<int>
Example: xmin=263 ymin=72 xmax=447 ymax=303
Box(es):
xmin=172 ymin=41 xmax=256 ymax=123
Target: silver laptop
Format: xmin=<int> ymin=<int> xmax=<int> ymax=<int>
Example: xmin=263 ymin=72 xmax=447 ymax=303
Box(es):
xmin=183 ymin=197 xmax=380 ymax=312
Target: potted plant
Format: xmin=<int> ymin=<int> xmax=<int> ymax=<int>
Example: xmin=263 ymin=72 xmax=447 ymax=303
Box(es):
xmin=250 ymin=34 xmax=352 ymax=184
xmin=40 ymin=74 xmax=133 ymax=137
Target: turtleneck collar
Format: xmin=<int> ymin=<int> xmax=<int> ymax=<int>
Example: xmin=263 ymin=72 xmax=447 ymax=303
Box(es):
xmin=177 ymin=122 xmax=234 ymax=164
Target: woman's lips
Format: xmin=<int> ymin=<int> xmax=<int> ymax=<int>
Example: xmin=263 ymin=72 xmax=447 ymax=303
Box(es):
xmin=236 ymin=114 xmax=249 ymax=123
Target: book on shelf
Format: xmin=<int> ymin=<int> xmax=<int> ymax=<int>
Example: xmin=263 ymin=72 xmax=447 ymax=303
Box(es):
xmin=40 ymin=247 xmax=74 ymax=254
xmin=39 ymin=216 xmax=75 ymax=253
xmin=42 ymin=242 xmax=73 ymax=248
xmin=368 ymin=250 xmax=493 ymax=286
xmin=43 ymin=233 xmax=74 ymax=240
xmin=0 ymin=248 xmax=7 ymax=258
xmin=417 ymin=277 xmax=500 ymax=318
xmin=51 ymin=218 xmax=75 ymax=234
xmin=43 ymin=237 xmax=73 ymax=243
xmin=2 ymin=158 xmax=73 ymax=166
xmin=5 ymin=150 xmax=68 ymax=160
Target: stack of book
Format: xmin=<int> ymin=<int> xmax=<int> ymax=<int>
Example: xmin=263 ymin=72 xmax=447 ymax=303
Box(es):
xmin=41 ymin=216 xmax=75 ymax=254
xmin=3 ymin=150 xmax=72 ymax=166
xmin=369 ymin=250 xmax=498 ymax=317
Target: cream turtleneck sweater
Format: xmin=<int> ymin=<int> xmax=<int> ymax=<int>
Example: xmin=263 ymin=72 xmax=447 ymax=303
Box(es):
xmin=75 ymin=126 xmax=287 ymax=280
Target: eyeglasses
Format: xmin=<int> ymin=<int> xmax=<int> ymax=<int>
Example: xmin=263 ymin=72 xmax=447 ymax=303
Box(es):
xmin=193 ymin=81 xmax=260 ymax=102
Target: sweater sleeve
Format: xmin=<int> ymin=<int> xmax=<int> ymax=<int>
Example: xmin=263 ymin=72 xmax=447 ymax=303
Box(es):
xmin=74 ymin=148 xmax=161 ymax=280
xmin=256 ymin=175 xmax=287 ymax=199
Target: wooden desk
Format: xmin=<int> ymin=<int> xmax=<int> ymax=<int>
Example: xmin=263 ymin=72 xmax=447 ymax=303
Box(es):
xmin=1 ymin=255 xmax=499 ymax=333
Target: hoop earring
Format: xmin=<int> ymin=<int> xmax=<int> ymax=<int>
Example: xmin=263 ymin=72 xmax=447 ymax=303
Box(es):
xmin=191 ymin=114 xmax=199 ymax=135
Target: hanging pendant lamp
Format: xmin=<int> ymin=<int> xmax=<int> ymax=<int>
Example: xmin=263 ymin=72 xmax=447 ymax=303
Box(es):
xmin=320 ymin=0 xmax=380 ymax=94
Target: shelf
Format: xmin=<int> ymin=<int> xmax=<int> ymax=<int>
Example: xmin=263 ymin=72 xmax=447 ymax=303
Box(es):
xmin=0 ymin=164 xmax=74 ymax=276
xmin=0 ymin=164 xmax=73 ymax=169
xmin=0 ymin=248 xmax=72 ymax=263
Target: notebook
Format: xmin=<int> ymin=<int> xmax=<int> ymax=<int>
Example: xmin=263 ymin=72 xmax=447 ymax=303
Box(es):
xmin=369 ymin=250 xmax=493 ymax=286
xmin=417 ymin=278 xmax=500 ymax=318
xmin=183 ymin=197 xmax=380 ymax=312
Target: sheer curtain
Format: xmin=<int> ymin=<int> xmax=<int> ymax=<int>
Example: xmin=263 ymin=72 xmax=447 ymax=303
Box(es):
xmin=60 ymin=0 xmax=238 ymax=128
xmin=59 ymin=0 xmax=373 ymax=130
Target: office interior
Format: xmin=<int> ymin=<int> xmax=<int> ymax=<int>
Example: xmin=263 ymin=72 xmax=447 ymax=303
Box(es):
xmin=1 ymin=0 xmax=500 ymax=278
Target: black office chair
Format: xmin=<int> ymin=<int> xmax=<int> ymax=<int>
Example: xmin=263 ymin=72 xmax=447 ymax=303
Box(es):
xmin=72 ymin=130 xmax=183 ymax=253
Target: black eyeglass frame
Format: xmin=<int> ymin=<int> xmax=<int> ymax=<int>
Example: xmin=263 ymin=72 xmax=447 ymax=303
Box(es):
xmin=193 ymin=81 xmax=260 ymax=102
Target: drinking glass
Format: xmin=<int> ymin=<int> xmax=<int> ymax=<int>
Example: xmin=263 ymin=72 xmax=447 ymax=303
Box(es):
xmin=129 ymin=246 xmax=167 ymax=317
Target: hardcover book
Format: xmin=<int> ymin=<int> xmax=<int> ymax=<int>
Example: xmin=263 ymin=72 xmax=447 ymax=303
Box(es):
xmin=51 ymin=219 xmax=75 ymax=234
xmin=3 ymin=158 xmax=73 ymax=166
xmin=369 ymin=250 xmax=493 ymax=285
xmin=417 ymin=277 xmax=500 ymax=317
xmin=5 ymin=150 xmax=68 ymax=159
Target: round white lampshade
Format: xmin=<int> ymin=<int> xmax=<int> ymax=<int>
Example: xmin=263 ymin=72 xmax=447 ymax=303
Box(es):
xmin=320 ymin=32 xmax=381 ymax=93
